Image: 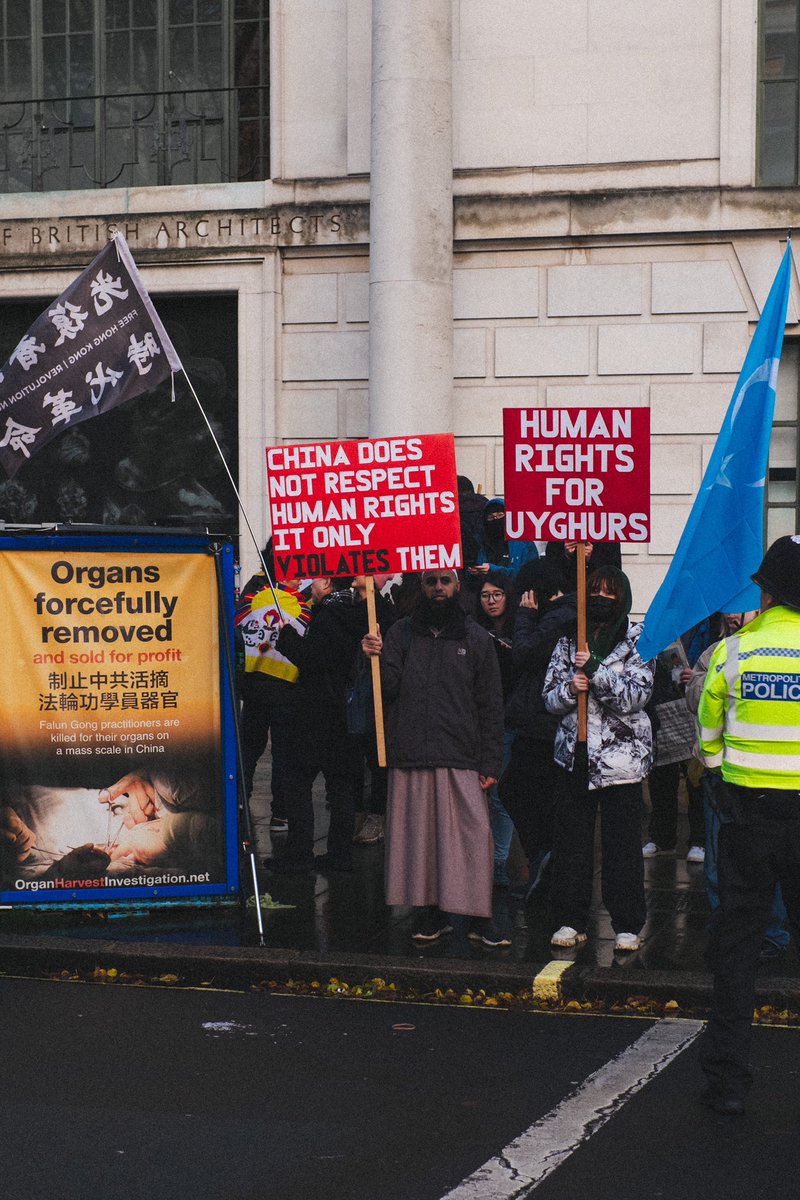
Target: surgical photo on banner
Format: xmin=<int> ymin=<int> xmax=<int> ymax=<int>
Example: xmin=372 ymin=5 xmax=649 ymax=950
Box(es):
xmin=0 ymin=548 xmax=226 ymax=898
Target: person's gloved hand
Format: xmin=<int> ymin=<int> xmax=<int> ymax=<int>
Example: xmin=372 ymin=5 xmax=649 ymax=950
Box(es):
xmin=98 ymin=774 xmax=157 ymax=827
xmin=109 ymin=818 xmax=170 ymax=866
xmin=43 ymin=845 xmax=110 ymax=881
xmin=0 ymin=806 xmax=35 ymax=862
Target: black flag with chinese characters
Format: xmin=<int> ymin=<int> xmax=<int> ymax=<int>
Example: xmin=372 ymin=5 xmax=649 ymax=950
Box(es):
xmin=0 ymin=233 xmax=183 ymax=480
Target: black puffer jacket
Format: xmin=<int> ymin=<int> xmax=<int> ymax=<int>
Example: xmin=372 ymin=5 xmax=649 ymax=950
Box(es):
xmin=277 ymin=589 xmax=394 ymax=736
xmin=380 ymin=605 xmax=503 ymax=777
xmin=505 ymin=595 xmax=578 ymax=741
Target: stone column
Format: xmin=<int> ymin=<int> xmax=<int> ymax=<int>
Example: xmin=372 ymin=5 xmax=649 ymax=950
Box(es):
xmin=368 ymin=0 xmax=453 ymax=436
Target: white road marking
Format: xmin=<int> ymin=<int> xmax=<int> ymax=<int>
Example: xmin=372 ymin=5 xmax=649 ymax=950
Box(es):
xmin=201 ymin=1020 xmax=254 ymax=1036
xmin=441 ymin=1018 xmax=703 ymax=1199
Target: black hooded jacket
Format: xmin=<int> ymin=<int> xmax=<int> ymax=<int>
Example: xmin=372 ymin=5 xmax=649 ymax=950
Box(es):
xmin=276 ymin=589 xmax=394 ymax=736
xmin=505 ymin=594 xmax=578 ymax=741
xmin=379 ymin=602 xmax=503 ymax=777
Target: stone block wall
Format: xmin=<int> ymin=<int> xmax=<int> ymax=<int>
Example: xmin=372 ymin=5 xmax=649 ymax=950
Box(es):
xmin=277 ymin=238 xmax=796 ymax=612
xmin=276 ymin=0 xmax=757 ymax=193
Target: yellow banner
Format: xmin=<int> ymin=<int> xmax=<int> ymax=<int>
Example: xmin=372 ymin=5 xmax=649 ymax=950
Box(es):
xmin=0 ymin=550 xmax=225 ymax=892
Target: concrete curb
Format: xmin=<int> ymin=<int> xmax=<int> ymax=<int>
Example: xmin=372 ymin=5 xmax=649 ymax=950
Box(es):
xmin=0 ymin=933 xmax=540 ymax=993
xmin=2 ymin=933 xmax=800 ymax=1013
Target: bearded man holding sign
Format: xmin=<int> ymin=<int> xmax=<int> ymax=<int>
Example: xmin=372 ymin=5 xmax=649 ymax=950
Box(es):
xmin=361 ymin=568 xmax=503 ymax=943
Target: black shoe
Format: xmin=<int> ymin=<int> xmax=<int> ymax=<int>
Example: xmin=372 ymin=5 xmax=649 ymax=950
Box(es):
xmin=700 ymin=1089 xmax=745 ymax=1116
xmin=262 ymin=856 xmax=314 ymax=876
xmin=411 ymin=908 xmax=453 ymax=942
xmin=314 ymin=852 xmax=354 ymax=873
xmin=481 ymin=919 xmax=512 ymax=948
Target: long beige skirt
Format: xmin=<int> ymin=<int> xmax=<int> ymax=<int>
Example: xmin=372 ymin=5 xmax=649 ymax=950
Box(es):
xmin=384 ymin=767 xmax=494 ymax=917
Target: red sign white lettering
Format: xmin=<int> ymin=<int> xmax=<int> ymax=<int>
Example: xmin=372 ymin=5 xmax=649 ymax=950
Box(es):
xmin=502 ymin=407 xmax=650 ymax=542
xmin=266 ymin=433 xmax=462 ymax=580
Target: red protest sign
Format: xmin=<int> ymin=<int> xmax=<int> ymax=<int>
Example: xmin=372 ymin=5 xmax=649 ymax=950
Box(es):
xmin=266 ymin=433 xmax=462 ymax=580
xmin=502 ymin=407 xmax=650 ymax=542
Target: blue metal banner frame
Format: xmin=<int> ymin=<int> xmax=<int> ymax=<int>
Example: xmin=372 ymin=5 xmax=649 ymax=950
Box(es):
xmin=0 ymin=528 xmax=239 ymax=906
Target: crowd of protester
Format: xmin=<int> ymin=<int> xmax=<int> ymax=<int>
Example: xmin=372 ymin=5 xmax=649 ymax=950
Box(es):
xmin=234 ymin=481 xmax=768 ymax=957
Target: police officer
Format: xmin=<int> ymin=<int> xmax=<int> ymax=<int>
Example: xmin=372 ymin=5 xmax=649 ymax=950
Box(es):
xmin=697 ymin=535 xmax=800 ymax=1115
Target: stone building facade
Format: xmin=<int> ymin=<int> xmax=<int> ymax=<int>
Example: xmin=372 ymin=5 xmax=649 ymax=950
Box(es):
xmin=0 ymin=0 xmax=798 ymax=610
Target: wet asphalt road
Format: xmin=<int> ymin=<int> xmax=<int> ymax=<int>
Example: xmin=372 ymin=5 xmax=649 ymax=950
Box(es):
xmin=2 ymin=976 xmax=800 ymax=1200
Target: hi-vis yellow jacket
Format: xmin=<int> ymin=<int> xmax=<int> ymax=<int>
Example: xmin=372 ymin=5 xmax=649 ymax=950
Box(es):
xmin=698 ymin=605 xmax=800 ymax=790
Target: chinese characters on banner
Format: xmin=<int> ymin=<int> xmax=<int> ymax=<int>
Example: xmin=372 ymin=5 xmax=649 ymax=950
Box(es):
xmin=502 ymin=408 xmax=651 ymax=542
xmin=266 ymin=434 xmax=462 ymax=579
xmin=0 ymin=234 xmax=182 ymax=479
xmin=0 ymin=549 xmax=226 ymax=900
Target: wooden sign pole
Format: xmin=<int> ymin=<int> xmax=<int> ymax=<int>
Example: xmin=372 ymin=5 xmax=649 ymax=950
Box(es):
xmin=576 ymin=543 xmax=588 ymax=743
xmin=365 ymin=576 xmax=387 ymax=768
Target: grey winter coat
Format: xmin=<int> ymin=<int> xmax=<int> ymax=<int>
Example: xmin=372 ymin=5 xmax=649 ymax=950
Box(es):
xmin=543 ymin=621 xmax=654 ymax=790
xmin=380 ymin=607 xmax=504 ymax=778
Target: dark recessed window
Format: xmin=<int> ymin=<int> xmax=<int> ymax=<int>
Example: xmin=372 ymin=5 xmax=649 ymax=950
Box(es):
xmin=759 ymin=0 xmax=800 ymax=185
xmin=0 ymin=0 xmax=269 ymax=190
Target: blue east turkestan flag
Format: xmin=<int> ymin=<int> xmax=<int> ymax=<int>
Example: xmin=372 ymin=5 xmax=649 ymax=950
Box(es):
xmin=637 ymin=242 xmax=794 ymax=662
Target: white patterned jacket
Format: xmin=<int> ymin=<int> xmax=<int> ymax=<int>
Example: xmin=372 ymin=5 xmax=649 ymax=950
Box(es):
xmin=543 ymin=621 xmax=655 ymax=790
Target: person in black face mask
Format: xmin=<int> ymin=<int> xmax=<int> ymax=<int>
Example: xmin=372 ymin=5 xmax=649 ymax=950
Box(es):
xmin=466 ymin=497 xmax=539 ymax=589
xmin=543 ymin=565 xmax=655 ymax=954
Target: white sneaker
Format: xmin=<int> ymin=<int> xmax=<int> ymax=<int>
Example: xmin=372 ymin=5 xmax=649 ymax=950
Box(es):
xmin=686 ymin=845 xmax=705 ymax=864
xmin=642 ymin=842 xmax=673 ymax=857
xmin=550 ymin=925 xmax=588 ymax=948
xmin=614 ymin=932 xmax=641 ymax=952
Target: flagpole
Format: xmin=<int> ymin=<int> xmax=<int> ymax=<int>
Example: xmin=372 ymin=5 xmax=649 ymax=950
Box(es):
xmin=212 ymin=546 xmax=266 ymax=945
xmin=365 ymin=577 xmax=387 ymax=768
xmin=636 ymin=239 xmax=794 ymax=662
xmin=576 ymin=543 xmax=588 ymax=743
xmin=180 ymin=368 xmax=285 ymax=619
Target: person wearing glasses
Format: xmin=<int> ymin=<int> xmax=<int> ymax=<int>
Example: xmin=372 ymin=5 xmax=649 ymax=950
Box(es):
xmin=361 ymin=568 xmax=503 ymax=944
xmin=475 ymin=572 xmax=516 ymax=899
